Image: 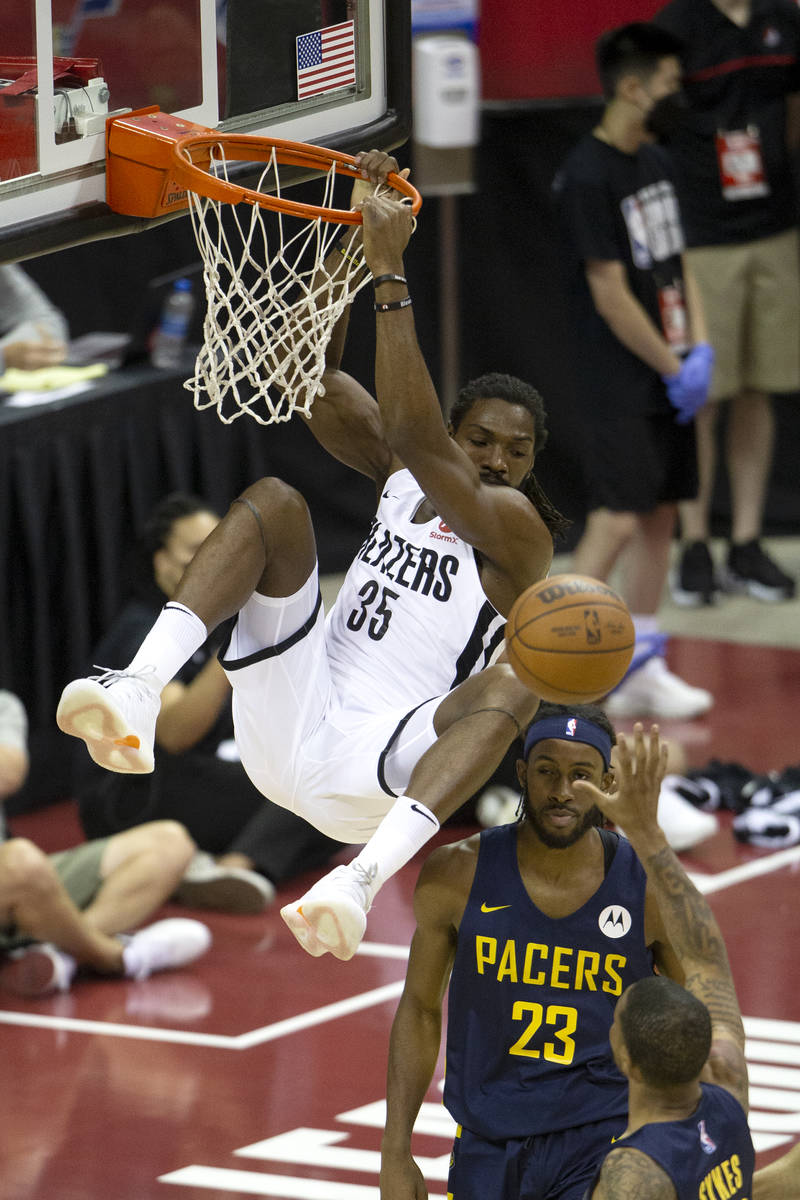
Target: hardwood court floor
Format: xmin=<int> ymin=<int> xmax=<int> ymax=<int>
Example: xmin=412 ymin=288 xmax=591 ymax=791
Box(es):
xmin=3 ymin=631 xmax=800 ymax=1199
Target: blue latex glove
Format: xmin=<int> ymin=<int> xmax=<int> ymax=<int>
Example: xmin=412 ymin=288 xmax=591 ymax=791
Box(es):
xmin=662 ymin=342 xmax=715 ymax=424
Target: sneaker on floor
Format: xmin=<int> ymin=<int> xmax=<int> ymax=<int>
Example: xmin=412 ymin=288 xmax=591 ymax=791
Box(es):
xmin=603 ymin=656 xmax=713 ymax=721
xmin=280 ymin=862 xmax=377 ymax=961
xmin=0 ymin=943 xmax=76 ymax=997
xmin=721 ymin=539 xmax=796 ymax=602
xmin=173 ymin=852 xmax=275 ymax=914
xmin=657 ymin=776 xmax=720 ymax=852
xmin=121 ymin=918 xmax=211 ymax=981
xmin=56 ymin=667 xmax=160 ymax=773
xmin=670 ymin=540 xmax=721 ymax=607
xmin=476 ymin=785 xmax=520 ymax=828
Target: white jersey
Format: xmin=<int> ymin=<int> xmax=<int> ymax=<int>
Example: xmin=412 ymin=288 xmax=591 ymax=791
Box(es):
xmin=325 ymin=469 xmax=506 ymax=715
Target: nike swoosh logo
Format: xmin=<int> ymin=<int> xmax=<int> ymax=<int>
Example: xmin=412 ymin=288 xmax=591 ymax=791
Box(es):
xmin=480 ymin=902 xmax=511 ymax=913
xmin=410 ymin=803 xmax=438 ymax=826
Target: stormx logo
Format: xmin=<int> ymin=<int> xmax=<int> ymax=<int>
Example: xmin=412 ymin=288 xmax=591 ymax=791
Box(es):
xmin=430 ymin=520 xmax=458 ymax=544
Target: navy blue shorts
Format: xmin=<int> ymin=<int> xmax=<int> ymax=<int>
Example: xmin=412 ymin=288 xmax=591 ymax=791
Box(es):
xmin=447 ymin=1114 xmax=624 ymax=1200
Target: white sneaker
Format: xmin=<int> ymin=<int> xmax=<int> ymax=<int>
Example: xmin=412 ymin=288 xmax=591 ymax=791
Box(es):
xmin=657 ymin=776 xmax=720 ymax=852
xmin=603 ymin=656 xmax=713 ymax=721
xmin=280 ymin=862 xmax=377 ymax=961
xmin=121 ymin=918 xmax=211 ymax=981
xmin=0 ymin=942 xmax=76 ymax=996
xmin=56 ymin=668 xmax=161 ymax=773
xmin=173 ymin=852 xmax=275 ymax=914
xmin=476 ymin=785 xmax=520 ymax=828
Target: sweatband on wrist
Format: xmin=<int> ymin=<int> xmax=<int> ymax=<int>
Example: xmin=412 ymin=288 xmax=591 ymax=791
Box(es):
xmin=372 ymin=273 xmax=407 ymax=287
xmin=375 ymin=296 xmax=413 ymax=312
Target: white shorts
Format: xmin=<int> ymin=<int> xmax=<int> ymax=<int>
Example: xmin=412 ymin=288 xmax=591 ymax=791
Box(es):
xmin=219 ymin=567 xmax=441 ymax=843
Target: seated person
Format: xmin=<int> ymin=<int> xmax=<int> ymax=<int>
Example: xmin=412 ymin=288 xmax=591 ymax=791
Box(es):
xmin=73 ymin=494 xmax=343 ymax=913
xmin=0 ymin=263 xmax=69 ymax=373
xmin=0 ymin=690 xmax=209 ymax=996
xmin=0 ymin=690 xmax=28 ymax=841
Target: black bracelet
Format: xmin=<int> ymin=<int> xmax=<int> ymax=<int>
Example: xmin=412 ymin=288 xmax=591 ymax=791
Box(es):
xmin=372 ymin=273 xmax=407 ymax=288
xmin=375 ymin=296 xmax=413 ymax=312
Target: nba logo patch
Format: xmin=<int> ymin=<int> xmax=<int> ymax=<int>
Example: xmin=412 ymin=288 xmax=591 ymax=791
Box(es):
xmin=566 ymin=718 xmax=577 ymax=737
xmin=698 ymin=1119 xmax=717 ymax=1155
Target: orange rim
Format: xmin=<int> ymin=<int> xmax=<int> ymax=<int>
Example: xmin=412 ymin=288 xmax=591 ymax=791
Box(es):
xmin=170 ymin=135 xmax=421 ymax=223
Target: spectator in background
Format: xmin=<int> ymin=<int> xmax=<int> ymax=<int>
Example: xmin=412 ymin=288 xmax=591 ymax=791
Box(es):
xmin=553 ymin=23 xmax=715 ymax=721
xmin=654 ymin=0 xmax=799 ymax=606
xmin=73 ymin=493 xmax=343 ymax=914
xmin=0 ymin=263 xmax=69 ymax=373
xmin=0 ymin=689 xmax=210 ymax=997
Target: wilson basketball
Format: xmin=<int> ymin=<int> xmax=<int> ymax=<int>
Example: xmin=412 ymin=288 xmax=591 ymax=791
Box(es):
xmin=505 ymin=574 xmax=635 ymax=704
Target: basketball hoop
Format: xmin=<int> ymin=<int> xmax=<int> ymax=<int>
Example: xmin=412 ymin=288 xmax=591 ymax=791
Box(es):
xmin=105 ymin=111 xmax=422 ymax=424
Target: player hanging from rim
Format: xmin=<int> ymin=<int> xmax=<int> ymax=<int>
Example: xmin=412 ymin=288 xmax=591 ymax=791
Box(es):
xmin=56 ymin=149 xmax=569 ymax=961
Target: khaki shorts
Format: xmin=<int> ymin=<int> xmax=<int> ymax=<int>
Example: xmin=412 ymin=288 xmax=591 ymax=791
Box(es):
xmin=0 ymin=838 xmax=108 ymax=951
xmin=686 ymin=228 xmax=800 ymax=400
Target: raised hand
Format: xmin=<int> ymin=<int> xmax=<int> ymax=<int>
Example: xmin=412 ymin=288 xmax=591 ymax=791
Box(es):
xmin=573 ymin=723 xmax=669 ymax=843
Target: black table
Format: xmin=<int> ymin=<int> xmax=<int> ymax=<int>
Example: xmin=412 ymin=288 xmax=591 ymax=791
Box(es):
xmin=1 ymin=358 xmax=374 ymax=730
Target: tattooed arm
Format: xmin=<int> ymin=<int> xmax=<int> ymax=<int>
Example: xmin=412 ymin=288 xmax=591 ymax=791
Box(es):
xmin=592 ymin=1148 xmax=675 ymax=1200
xmin=576 ymin=724 xmax=749 ymax=1112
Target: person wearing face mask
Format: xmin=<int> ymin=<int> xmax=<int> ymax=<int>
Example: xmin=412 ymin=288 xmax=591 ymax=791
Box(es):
xmin=653 ymin=0 xmax=799 ymax=608
xmin=552 ymin=22 xmax=716 ymax=723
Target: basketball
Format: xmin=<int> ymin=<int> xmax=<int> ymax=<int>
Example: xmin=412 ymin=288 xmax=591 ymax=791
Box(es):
xmin=505 ymin=574 xmax=635 ymax=704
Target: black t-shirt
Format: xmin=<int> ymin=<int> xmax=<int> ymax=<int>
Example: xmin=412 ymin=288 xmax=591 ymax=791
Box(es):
xmin=655 ymin=0 xmax=800 ymax=245
xmin=553 ymin=134 xmax=686 ymax=415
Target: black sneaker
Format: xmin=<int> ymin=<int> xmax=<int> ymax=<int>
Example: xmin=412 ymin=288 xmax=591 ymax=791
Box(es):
xmin=671 ymin=540 xmax=720 ymax=606
xmin=721 ymin=539 xmax=796 ymax=602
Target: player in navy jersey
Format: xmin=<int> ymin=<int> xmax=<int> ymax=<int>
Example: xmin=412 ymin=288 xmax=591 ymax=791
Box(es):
xmin=380 ymin=703 xmax=682 ymax=1200
xmin=581 ymin=724 xmax=754 ymax=1200
xmin=56 ymin=151 xmax=568 ymax=963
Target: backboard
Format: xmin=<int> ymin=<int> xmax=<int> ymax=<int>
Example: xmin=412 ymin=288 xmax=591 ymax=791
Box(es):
xmin=0 ymin=0 xmax=411 ymax=262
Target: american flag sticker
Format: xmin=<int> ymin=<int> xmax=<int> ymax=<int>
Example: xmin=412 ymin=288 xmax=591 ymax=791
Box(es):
xmin=296 ymin=20 xmax=356 ymax=101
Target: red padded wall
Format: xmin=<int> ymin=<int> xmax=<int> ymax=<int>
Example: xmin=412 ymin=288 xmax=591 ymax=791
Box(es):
xmin=479 ymin=0 xmax=665 ymax=102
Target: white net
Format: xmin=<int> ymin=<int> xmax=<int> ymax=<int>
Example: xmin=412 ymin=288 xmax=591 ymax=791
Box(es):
xmin=184 ymin=143 xmax=374 ymax=424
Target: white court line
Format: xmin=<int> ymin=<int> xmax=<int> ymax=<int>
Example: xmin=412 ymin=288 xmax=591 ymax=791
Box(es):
xmin=235 ymin=981 xmax=404 ymax=1049
xmin=745 ymin=1014 xmax=800 ymax=1043
xmin=688 ymin=844 xmax=800 ymax=895
xmin=0 ymin=975 xmax=405 ymax=1047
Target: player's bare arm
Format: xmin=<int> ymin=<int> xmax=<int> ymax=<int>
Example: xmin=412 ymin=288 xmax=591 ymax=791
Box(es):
xmin=380 ymin=841 xmax=477 ymax=1200
xmin=753 ymin=1141 xmax=800 ymax=1200
xmin=302 ymin=150 xmax=405 ymax=486
xmin=592 ymin=1146 xmax=676 ymax=1200
xmin=360 ymin=192 xmax=552 ymax=596
xmin=578 ymin=726 xmax=748 ymax=1110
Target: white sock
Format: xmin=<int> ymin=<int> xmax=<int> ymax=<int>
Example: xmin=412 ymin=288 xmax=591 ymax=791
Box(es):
xmin=632 ymin=614 xmax=660 ymax=637
xmin=120 ymin=937 xmax=147 ymax=981
xmin=126 ymin=602 xmax=208 ymax=690
xmin=352 ymin=796 xmax=440 ymax=894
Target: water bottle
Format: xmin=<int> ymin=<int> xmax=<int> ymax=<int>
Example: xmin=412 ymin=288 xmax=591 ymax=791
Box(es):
xmin=150 ymin=277 xmax=195 ymax=368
